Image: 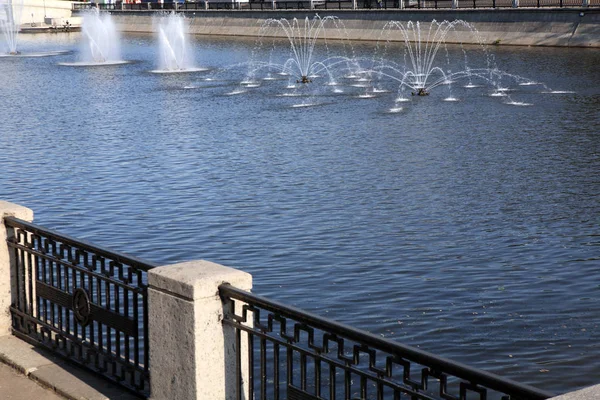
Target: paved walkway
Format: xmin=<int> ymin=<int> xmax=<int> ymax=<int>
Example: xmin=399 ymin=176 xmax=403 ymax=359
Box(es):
xmin=0 ymin=361 xmax=65 ymax=399
xmin=0 ymin=335 xmax=139 ymax=400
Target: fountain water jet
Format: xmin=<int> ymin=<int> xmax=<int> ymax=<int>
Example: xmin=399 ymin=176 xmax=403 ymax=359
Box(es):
xmin=83 ymin=9 xmax=123 ymax=64
xmin=0 ymin=0 xmax=22 ymax=55
xmin=241 ymin=15 xmax=361 ymax=97
xmin=59 ymin=9 xmax=128 ymax=66
xmin=152 ymin=12 xmax=206 ymax=73
xmin=365 ymin=19 xmax=558 ymax=105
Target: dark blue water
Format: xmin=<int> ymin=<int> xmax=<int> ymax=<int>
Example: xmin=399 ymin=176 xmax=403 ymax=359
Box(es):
xmin=1 ymin=30 xmax=599 ymax=395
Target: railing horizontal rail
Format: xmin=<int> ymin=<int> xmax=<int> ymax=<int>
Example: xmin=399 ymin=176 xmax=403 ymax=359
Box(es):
xmin=9 ymin=241 xmax=146 ymax=292
xmin=4 ymin=217 xmax=158 ymax=271
xmin=220 ymin=283 xmax=555 ymax=400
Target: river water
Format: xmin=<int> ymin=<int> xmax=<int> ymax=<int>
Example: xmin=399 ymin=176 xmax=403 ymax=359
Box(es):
xmin=0 ymin=29 xmax=599 ymax=395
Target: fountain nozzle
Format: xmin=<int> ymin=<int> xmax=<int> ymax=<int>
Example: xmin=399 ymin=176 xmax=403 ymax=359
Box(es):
xmin=412 ymin=88 xmax=429 ymax=96
xmin=297 ymin=76 xmax=312 ymax=84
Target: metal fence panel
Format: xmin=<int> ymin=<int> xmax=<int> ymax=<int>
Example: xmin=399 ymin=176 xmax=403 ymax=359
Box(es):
xmin=220 ymin=284 xmax=555 ymax=400
xmin=5 ymin=216 xmax=156 ymax=398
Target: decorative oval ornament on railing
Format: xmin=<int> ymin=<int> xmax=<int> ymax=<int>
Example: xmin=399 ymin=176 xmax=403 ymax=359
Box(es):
xmin=72 ymin=288 xmax=92 ymax=327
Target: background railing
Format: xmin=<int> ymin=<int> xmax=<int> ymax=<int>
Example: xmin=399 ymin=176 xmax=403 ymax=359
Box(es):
xmin=73 ymin=0 xmax=599 ymax=11
xmin=220 ymin=284 xmax=555 ymax=400
xmin=5 ymin=216 xmax=157 ymax=397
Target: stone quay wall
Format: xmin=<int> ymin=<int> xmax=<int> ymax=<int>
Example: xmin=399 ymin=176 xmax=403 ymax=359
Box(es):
xmin=106 ymin=8 xmax=600 ymax=47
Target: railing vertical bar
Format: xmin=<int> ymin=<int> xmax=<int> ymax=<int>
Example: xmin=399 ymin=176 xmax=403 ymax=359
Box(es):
xmin=315 ymin=358 xmax=321 ymax=398
xmin=81 ymin=268 xmax=88 ymax=342
xmin=86 ymin=252 xmax=93 ymax=348
xmin=15 ymin=230 xmax=23 ymax=312
xmin=41 ymin=240 xmax=48 ymax=324
xmin=40 ymin=238 xmax=48 ymax=323
xmin=49 ymin=252 xmax=56 ymax=331
xmin=104 ymin=260 xmax=112 ymax=357
xmin=63 ymin=248 xmax=71 ymax=334
xmin=133 ymin=286 xmax=140 ymax=367
xmin=27 ymin=237 xmax=34 ymax=318
xmin=96 ymin=266 xmax=103 ymax=351
xmin=115 ymin=280 xmax=121 ymax=361
xmin=248 ymin=332 xmax=255 ymax=399
xmin=346 ymin=367 xmax=352 ymax=399
xmin=330 ymin=364 xmax=336 ymax=399
xmin=287 ymin=345 xmax=293 ymax=392
xmin=236 ymin=325 xmax=242 ymax=400
xmin=260 ymin=336 xmax=267 ymax=400
xmin=124 ymin=285 xmax=131 ymax=370
xmin=274 ymin=342 xmax=280 ymax=400
xmin=300 ymin=353 xmax=307 ymax=390
xmin=361 ymin=375 xmax=367 ymax=398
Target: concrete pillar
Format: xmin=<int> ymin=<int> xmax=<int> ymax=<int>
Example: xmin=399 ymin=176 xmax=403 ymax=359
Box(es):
xmin=512 ymin=0 xmax=518 ymax=7
xmin=452 ymin=0 xmax=457 ymax=8
xmin=148 ymin=260 xmax=252 ymax=400
xmin=0 ymin=201 xmax=34 ymax=336
xmin=582 ymin=0 xmax=589 ymax=6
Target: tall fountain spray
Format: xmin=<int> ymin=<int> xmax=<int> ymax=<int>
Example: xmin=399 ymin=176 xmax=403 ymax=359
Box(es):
xmin=260 ymin=16 xmax=352 ymax=85
xmin=0 ymin=0 xmax=23 ymax=55
xmin=365 ymin=19 xmax=544 ymax=106
xmin=154 ymin=12 xmax=196 ymax=72
xmin=241 ymin=15 xmax=359 ymax=93
xmin=373 ymin=20 xmax=481 ymax=95
xmin=80 ymin=8 xmax=122 ymax=64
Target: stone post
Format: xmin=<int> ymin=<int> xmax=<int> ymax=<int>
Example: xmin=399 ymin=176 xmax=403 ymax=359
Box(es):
xmin=0 ymin=201 xmax=34 ymax=336
xmin=512 ymin=0 xmax=518 ymax=7
xmin=452 ymin=0 xmax=457 ymax=8
xmin=148 ymin=260 xmax=252 ymax=400
xmin=582 ymin=0 xmax=589 ymax=6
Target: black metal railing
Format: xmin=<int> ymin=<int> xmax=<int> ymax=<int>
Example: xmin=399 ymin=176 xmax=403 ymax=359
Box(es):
xmin=73 ymin=0 xmax=599 ymax=11
xmin=220 ymin=284 xmax=555 ymax=400
xmin=4 ymin=216 xmax=157 ymax=397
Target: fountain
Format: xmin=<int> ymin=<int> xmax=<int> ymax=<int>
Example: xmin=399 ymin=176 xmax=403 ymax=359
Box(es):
xmin=234 ymin=15 xmax=367 ymax=107
xmin=0 ymin=0 xmax=69 ymax=58
xmin=60 ymin=8 xmax=127 ymax=66
xmin=242 ymin=16 xmax=360 ymax=90
xmin=0 ymin=0 xmax=22 ymax=55
xmin=369 ymin=20 xmax=544 ymax=105
xmin=152 ymin=12 xmax=205 ymax=73
xmin=180 ymin=16 xmax=568 ymax=109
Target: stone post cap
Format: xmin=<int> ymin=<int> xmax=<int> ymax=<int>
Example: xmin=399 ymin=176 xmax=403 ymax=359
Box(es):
xmin=0 ymin=201 xmax=34 ymax=221
xmin=148 ymin=260 xmax=252 ymax=300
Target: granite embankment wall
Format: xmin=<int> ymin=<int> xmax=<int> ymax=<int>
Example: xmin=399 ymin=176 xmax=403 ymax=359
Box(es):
xmin=109 ymin=9 xmax=600 ymax=47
